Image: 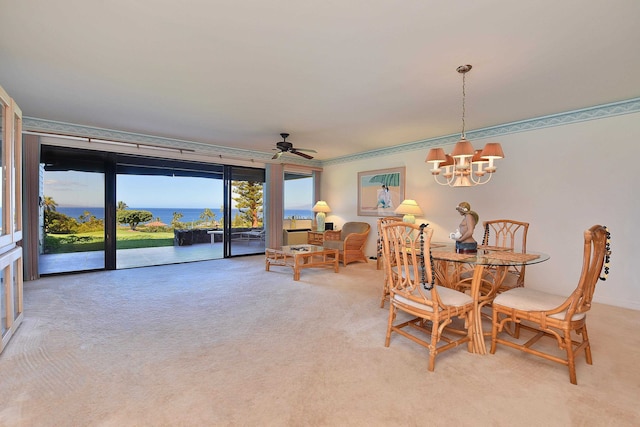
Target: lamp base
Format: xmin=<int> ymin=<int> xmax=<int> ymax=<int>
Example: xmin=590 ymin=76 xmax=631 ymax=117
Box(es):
xmin=402 ymin=214 xmax=416 ymax=224
xmin=316 ymin=212 xmax=326 ymax=232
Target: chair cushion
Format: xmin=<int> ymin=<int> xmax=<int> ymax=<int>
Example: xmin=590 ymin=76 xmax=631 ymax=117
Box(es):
xmin=493 ymin=287 xmax=586 ymax=321
xmin=323 ymin=240 xmax=343 ymax=250
xmin=394 ymin=286 xmax=472 ymax=312
xmin=341 ymin=222 xmax=369 ymax=239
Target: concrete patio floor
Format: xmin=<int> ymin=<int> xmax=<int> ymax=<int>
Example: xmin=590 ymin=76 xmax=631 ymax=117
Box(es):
xmin=39 ymin=240 xmax=265 ymax=274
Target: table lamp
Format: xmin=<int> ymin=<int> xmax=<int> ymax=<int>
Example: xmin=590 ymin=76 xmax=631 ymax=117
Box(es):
xmin=312 ymin=201 xmax=331 ymax=231
xmin=394 ymin=199 xmax=422 ymax=223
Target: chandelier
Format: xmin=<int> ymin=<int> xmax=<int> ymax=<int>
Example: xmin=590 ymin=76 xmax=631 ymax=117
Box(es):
xmin=425 ymin=65 xmax=504 ymax=187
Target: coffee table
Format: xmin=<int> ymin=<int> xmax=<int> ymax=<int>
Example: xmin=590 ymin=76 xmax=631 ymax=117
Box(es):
xmin=265 ymin=244 xmax=339 ymax=281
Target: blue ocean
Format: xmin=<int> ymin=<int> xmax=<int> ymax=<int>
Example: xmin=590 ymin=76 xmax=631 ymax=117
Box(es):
xmin=56 ymin=207 xmax=313 ymax=225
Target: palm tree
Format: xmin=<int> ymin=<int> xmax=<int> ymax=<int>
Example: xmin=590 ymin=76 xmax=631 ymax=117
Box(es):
xmin=42 ymin=196 xmax=58 ymax=212
xmin=117 ymin=201 xmax=128 ymax=211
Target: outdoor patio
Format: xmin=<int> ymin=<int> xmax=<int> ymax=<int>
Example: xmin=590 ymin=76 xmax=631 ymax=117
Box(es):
xmin=39 ymin=240 xmax=264 ymax=274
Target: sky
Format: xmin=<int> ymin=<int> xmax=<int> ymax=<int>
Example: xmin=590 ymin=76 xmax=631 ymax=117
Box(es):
xmin=44 ymin=171 xmax=313 ymax=209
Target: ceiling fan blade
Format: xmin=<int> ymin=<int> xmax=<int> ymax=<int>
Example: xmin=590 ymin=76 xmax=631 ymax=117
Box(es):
xmin=272 ymin=133 xmax=316 ymax=160
xmin=291 ymin=150 xmax=314 ymax=160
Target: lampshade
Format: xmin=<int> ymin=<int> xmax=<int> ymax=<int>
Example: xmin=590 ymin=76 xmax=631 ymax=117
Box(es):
xmin=312 ymin=201 xmax=331 ymax=232
xmin=471 ymin=149 xmax=485 ymax=163
xmin=471 ymin=149 xmax=487 ymax=177
xmin=312 ymin=201 xmax=331 ymax=213
xmin=480 ymin=142 xmax=504 ymax=173
xmin=425 ymin=147 xmax=447 ymax=163
xmin=480 ymin=142 xmax=505 ymax=159
xmin=451 ymin=138 xmax=475 ymax=158
xmin=394 ymin=199 xmax=423 ymax=223
xmin=426 ymin=148 xmax=448 ymax=176
xmin=441 ymin=153 xmax=454 ymax=167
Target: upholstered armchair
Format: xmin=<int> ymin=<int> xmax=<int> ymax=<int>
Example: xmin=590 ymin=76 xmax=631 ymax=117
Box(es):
xmin=323 ymin=222 xmax=371 ymax=266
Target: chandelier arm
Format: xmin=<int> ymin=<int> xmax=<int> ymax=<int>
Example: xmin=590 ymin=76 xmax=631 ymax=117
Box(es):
xmin=432 ymin=173 xmax=454 ymax=186
xmin=469 ymin=171 xmax=493 ymax=185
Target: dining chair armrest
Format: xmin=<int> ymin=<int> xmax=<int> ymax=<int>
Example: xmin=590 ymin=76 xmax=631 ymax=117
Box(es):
xmin=344 ymin=231 xmax=369 ymax=249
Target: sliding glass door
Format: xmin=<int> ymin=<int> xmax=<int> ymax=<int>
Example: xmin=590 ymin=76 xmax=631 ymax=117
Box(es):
xmin=37 ymin=143 xmax=266 ymax=275
xmin=226 ymin=166 xmax=266 ymax=256
xmin=115 ymin=170 xmax=224 ymax=268
xmin=39 ymin=148 xmax=106 ymax=274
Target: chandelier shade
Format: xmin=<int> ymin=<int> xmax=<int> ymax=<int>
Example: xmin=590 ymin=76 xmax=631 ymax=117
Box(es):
xmin=451 ymin=138 xmax=474 ymax=158
xmin=481 ymin=143 xmax=504 ymax=159
xmin=425 ymin=147 xmax=446 ymax=163
xmin=425 ymin=64 xmax=505 ymax=187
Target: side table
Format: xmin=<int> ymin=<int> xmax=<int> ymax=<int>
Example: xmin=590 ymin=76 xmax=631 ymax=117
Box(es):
xmin=307 ymin=231 xmax=325 ymax=245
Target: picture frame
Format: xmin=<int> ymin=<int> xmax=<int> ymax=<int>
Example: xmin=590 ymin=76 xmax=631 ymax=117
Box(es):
xmin=357 ymin=167 xmax=405 ymax=217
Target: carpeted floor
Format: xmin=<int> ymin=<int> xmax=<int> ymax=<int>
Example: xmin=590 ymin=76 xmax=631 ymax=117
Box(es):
xmin=1 ymin=255 xmax=639 ymax=426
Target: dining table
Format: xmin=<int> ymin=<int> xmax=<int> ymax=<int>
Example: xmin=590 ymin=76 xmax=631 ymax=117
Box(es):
xmin=430 ymin=243 xmax=550 ymax=354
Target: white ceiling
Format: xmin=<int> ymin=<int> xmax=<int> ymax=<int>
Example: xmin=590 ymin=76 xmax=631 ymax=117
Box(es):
xmin=1 ymin=1 xmax=639 ymax=161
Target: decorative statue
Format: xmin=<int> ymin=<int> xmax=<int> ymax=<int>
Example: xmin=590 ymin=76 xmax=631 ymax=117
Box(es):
xmin=451 ymin=201 xmax=479 ymax=253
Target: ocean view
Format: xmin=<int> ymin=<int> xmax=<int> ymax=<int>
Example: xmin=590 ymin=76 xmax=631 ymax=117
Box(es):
xmin=57 ymin=207 xmax=313 ymax=226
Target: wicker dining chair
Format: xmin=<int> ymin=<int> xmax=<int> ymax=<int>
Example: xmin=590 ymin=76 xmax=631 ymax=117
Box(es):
xmin=490 ymin=224 xmax=611 ymax=385
xmin=480 ymin=219 xmax=530 ymax=292
xmin=377 ymin=216 xmax=403 ymax=307
xmin=455 ymin=219 xmax=529 ymax=297
xmin=381 ymin=222 xmax=474 ymax=372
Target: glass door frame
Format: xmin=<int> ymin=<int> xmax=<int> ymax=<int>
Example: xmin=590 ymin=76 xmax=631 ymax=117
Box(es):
xmin=223 ymin=164 xmax=266 ymax=257
xmin=37 ymin=144 xmax=265 ymax=273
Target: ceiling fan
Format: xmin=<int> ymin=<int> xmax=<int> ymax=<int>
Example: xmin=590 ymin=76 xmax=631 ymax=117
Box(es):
xmin=272 ymin=133 xmax=317 ymax=160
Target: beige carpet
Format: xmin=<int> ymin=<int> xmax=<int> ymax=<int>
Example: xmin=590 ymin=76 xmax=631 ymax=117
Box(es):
xmin=1 ymin=255 xmax=638 ymax=426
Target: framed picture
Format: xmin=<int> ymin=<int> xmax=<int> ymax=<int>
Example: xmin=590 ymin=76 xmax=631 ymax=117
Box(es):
xmin=357 ymin=167 xmax=405 ymax=216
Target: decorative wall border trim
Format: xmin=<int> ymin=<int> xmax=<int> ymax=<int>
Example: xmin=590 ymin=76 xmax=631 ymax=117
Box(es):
xmin=322 ymin=97 xmax=640 ymax=166
xmin=24 ymin=97 xmax=639 ymax=168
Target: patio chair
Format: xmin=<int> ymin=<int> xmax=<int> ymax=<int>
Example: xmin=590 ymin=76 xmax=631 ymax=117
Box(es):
xmin=245 ymin=229 xmax=265 ymax=242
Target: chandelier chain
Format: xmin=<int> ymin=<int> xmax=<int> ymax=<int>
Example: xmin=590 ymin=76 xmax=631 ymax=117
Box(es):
xmin=461 ymin=71 xmax=466 ymax=138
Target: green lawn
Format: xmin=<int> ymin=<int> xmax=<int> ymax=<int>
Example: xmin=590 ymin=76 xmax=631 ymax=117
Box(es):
xmin=45 ymin=229 xmax=175 ymax=254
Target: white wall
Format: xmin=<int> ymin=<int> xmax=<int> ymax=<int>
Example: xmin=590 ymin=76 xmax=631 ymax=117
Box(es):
xmin=322 ymin=112 xmax=639 ymax=310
